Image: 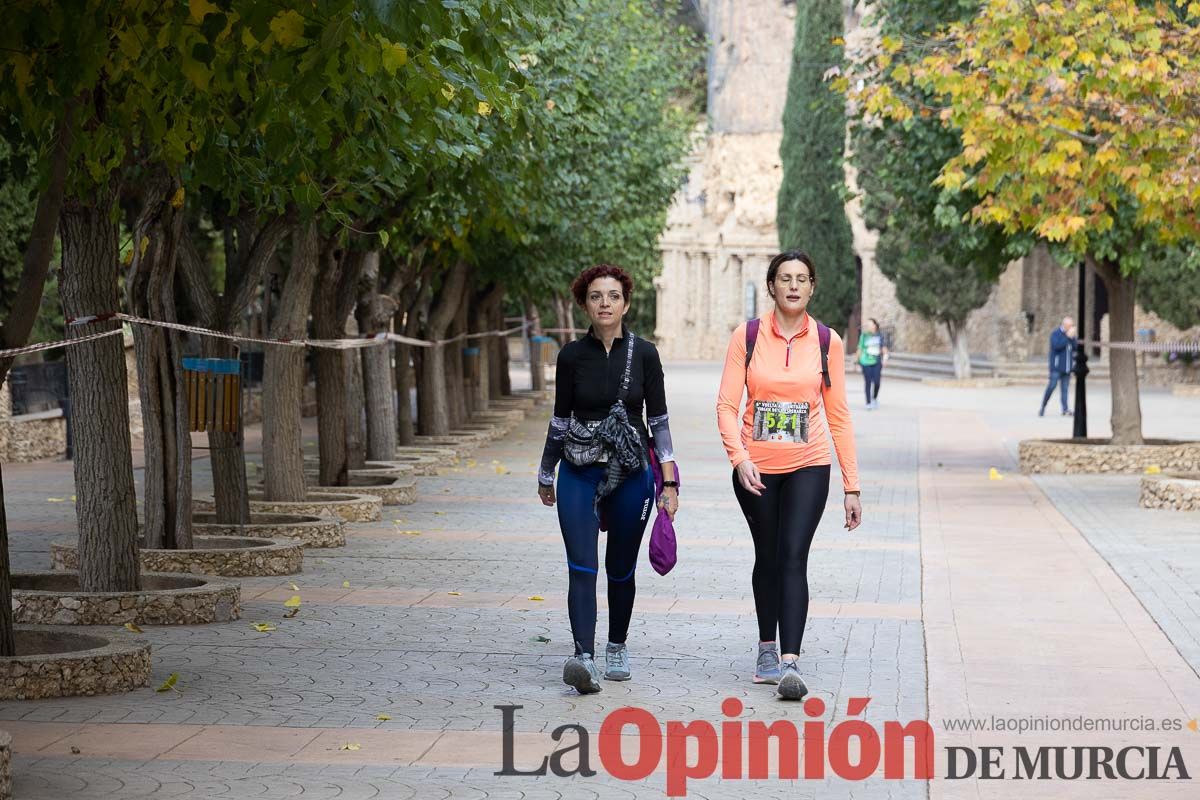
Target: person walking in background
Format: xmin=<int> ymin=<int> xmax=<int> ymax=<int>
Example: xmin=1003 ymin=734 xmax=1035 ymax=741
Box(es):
xmin=856 ymin=318 xmax=888 ymax=410
xmin=716 ymin=250 xmax=862 ymax=701
xmin=1039 ymin=316 xmax=1076 ymax=417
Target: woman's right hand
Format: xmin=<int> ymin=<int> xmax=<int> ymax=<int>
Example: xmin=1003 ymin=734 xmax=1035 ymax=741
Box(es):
xmin=537 ymin=483 xmax=557 ymax=507
xmin=735 ymin=460 xmax=766 ymax=496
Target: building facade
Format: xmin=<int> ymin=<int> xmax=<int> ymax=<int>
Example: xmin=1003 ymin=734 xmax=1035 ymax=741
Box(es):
xmin=655 ymin=0 xmax=1198 ymax=366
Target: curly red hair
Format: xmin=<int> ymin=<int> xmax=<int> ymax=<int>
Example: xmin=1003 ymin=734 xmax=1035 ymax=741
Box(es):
xmin=571 ymin=264 xmax=633 ymax=306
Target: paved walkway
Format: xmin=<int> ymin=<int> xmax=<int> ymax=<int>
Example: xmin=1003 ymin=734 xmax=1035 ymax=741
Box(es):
xmin=1 ymin=364 xmax=1198 ymax=799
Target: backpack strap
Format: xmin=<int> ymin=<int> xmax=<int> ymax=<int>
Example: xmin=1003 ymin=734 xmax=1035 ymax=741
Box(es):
xmin=746 ymin=316 xmax=831 ymax=388
xmin=744 ymin=318 xmax=760 ymax=374
xmin=816 ymin=320 xmax=831 ymax=389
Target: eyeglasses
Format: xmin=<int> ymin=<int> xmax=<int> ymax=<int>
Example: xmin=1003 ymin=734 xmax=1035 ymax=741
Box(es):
xmin=773 ymin=275 xmax=811 ymax=287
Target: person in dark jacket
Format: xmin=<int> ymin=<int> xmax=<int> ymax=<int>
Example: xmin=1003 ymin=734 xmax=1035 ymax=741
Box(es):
xmin=537 ymin=264 xmax=678 ymax=695
xmin=1039 ymin=316 xmax=1076 ymax=416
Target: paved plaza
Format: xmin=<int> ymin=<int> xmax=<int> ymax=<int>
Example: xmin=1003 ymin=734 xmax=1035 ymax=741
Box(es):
xmin=2 ymin=363 xmax=1199 ymax=799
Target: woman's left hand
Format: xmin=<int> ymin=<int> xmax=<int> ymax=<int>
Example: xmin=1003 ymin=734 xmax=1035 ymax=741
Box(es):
xmin=658 ymin=487 xmax=679 ymax=520
xmin=844 ymin=493 xmax=862 ymax=531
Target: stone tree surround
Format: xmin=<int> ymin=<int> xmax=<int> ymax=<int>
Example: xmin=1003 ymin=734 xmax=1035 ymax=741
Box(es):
xmin=1019 ymin=439 xmax=1200 ymax=474
xmin=49 ymin=535 xmax=304 ymax=577
xmin=0 ymin=729 xmax=9 ymax=800
xmin=0 ymin=627 xmax=152 ymax=701
xmin=193 ymin=513 xmax=345 ymax=548
xmin=13 ymin=572 xmax=240 ymax=625
xmin=1140 ymin=472 xmax=1200 ymax=511
xmin=193 ymin=491 xmax=382 ymax=523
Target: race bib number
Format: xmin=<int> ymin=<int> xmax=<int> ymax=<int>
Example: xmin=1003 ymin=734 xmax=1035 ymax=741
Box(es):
xmin=752 ymin=400 xmax=810 ymax=443
xmin=866 ymin=335 xmax=882 ymax=357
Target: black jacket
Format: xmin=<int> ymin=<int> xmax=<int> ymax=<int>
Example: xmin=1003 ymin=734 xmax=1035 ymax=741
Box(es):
xmin=537 ymin=326 xmax=675 ymax=485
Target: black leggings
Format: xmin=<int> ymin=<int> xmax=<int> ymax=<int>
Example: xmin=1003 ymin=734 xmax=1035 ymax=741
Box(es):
xmin=732 ymin=464 xmax=830 ymax=655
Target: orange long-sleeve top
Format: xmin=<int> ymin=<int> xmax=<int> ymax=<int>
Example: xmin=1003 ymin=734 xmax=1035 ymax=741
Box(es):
xmin=716 ymin=311 xmax=860 ymax=493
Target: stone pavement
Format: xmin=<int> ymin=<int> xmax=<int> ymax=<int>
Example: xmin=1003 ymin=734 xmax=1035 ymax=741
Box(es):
xmin=0 ymin=364 xmax=1198 ymax=799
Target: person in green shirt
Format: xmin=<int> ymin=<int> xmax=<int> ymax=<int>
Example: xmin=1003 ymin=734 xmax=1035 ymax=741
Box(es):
xmin=857 ymin=318 xmax=888 ymax=410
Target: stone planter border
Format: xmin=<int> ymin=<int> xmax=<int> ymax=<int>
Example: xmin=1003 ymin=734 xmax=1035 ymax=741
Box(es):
xmin=49 ymin=535 xmax=303 ymax=577
xmin=368 ymin=456 xmax=441 ymax=476
xmin=1139 ymin=472 xmax=1200 ymax=511
xmin=412 ymin=435 xmax=482 ymax=459
xmin=0 ymin=627 xmax=152 ymax=701
xmin=0 ymin=729 xmax=9 ymax=800
xmin=13 ymin=572 xmax=240 ymax=625
xmin=1018 ymin=438 xmax=1200 ymax=475
xmin=287 ymin=474 xmax=417 ymax=506
xmin=922 ymin=377 xmax=1012 ymax=389
xmin=194 ymin=491 xmax=382 ymax=523
xmin=193 ymin=513 xmax=345 ymax=548
xmin=1173 ymin=384 xmax=1200 ymax=398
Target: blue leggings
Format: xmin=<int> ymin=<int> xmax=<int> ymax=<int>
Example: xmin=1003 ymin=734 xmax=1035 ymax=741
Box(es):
xmin=556 ymin=461 xmax=655 ymax=656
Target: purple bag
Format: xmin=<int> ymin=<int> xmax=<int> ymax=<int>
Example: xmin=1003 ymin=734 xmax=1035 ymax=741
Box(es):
xmin=647 ymin=446 xmax=678 ymax=575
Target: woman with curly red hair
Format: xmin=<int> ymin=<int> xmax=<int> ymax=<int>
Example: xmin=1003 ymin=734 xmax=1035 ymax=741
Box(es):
xmin=537 ymin=264 xmax=678 ymax=694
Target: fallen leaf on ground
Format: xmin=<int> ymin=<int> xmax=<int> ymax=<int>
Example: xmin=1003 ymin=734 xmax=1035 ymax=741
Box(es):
xmin=397 ymin=530 xmax=421 ymax=536
xmin=447 ymin=591 xmax=462 ymax=596
xmin=342 ymin=581 xmax=351 ymax=588
xmin=252 ymin=623 xmax=276 ymax=632
xmin=494 ymin=465 xmax=509 ymax=475
xmin=283 ymin=608 xmax=299 ymax=618
xmin=123 ymin=622 xmax=144 ymax=633
xmin=528 ymin=595 xmax=544 ymax=601
xmin=338 ymin=743 xmax=361 ymax=751
xmin=70 ymin=746 xmax=81 ymax=754
xmin=1145 ymin=465 xmax=1162 ymax=474
xmin=284 ymin=595 xmax=302 ymax=608
xmin=434 ymin=511 xmax=445 ymax=515
xmin=46 ymin=497 xmax=65 ymax=503
xmin=375 ymin=713 xmax=392 ymax=721
xmin=466 ymin=459 xmax=477 ymax=467
xmin=530 ymin=635 xmax=551 ymax=643
xmin=988 ymin=468 xmax=1004 ymax=481
xmin=289 ymin=582 xmax=300 ymax=591
xmin=156 ymin=673 xmax=181 ymax=693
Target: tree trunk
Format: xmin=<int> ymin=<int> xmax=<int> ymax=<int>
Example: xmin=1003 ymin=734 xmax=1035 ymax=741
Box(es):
xmin=446 ymin=298 xmax=469 ymax=427
xmin=263 ymin=221 xmax=321 ymax=501
xmin=553 ymin=294 xmax=576 ymax=347
xmin=312 ymin=246 xmax=369 ymax=487
xmin=127 ymin=172 xmax=192 ymax=550
xmin=204 ymin=338 xmax=249 ymax=524
xmin=0 ymin=465 xmax=14 ymax=656
xmin=494 ymin=301 xmax=512 ymax=396
xmin=0 ymin=106 xmax=74 ymax=654
xmin=417 ymin=261 xmax=469 ymax=436
xmin=395 ymin=335 xmax=415 ymax=446
xmin=947 ymin=320 xmax=972 ymax=380
xmin=469 ymin=287 xmax=499 ymax=413
xmin=358 ymin=252 xmax=398 ymax=460
xmin=1093 ymin=258 xmax=1143 ymax=445
xmin=59 ymin=191 xmax=141 ymax=592
xmin=345 ymin=314 xmax=366 ymax=471
xmin=526 ymin=300 xmax=546 ymax=392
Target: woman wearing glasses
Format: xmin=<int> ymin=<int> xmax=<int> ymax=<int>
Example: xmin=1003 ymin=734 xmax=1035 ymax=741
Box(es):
xmin=537 ymin=264 xmax=679 ymax=694
xmin=716 ymin=250 xmax=862 ymax=700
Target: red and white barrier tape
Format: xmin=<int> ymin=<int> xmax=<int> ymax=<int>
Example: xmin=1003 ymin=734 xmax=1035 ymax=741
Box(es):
xmin=0 ymin=314 xmax=527 ymax=360
xmin=0 ymin=328 xmax=126 ymax=359
xmin=1079 ymin=338 xmax=1200 ymax=354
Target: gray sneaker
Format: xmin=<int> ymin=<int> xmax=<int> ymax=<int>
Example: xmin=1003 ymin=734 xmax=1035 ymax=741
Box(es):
xmin=777 ymin=659 xmax=808 ymax=700
xmin=563 ymin=653 xmax=602 ymax=694
xmin=754 ymin=642 xmax=781 ymax=684
xmin=604 ymin=642 xmax=631 ymax=681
